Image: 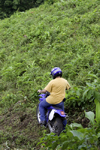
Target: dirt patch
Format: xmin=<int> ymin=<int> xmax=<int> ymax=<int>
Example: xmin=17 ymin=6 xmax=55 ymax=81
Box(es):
xmin=67 ymin=109 xmax=90 ymax=128
xmin=0 ymin=106 xmax=43 ymax=149
xmin=0 ymin=103 xmax=90 ymax=149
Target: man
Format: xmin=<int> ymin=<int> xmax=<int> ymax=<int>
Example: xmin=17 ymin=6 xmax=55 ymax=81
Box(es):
xmin=38 ymin=67 xmax=71 ymax=126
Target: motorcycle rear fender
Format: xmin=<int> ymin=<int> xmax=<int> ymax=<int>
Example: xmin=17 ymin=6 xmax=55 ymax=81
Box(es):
xmin=49 ymin=109 xmax=66 ymax=121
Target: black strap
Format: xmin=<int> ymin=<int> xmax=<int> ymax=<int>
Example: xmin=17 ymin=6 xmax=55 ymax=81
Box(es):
xmin=63 ymin=98 xmax=66 ymax=102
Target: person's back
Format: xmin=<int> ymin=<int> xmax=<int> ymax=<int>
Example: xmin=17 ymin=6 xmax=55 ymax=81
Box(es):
xmin=45 ymin=77 xmax=70 ymax=104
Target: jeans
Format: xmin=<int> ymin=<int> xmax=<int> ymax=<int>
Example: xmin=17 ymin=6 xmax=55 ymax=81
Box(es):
xmin=39 ymin=99 xmax=67 ymax=127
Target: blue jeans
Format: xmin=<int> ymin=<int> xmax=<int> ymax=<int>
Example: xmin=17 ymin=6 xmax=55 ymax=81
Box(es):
xmin=39 ymin=99 xmax=67 ymax=127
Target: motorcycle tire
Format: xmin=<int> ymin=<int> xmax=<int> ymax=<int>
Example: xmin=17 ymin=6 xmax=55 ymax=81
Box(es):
xmin=36 ymin=105 xmax=63 ymax=135
xmin=48 ymin=117 xmax=63 ymax=136
xmin=36 ymin=104 xmax=41 ymax=123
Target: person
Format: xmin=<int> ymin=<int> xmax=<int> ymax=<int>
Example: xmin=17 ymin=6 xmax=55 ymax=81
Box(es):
xmin=38 ymin=67 xmax=71 ymax=127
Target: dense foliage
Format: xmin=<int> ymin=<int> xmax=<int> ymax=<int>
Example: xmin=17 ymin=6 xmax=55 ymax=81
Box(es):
xmin=0 ymin=0 xmax=100 ymax=149
xmin=38 ymin=110 xmax=100 ymax=149
xmin=0 ymin=0 xmax=100 ymax=112
xmin=0 ymin=0 xmax=57 ymax=19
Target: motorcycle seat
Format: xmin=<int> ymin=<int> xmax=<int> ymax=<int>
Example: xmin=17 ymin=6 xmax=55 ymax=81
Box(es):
xmin=50 ymin=106 xmax=62 ymax=110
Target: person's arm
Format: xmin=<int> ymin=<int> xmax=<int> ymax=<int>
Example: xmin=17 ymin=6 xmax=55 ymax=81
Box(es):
xmin=38 ymin=80 xmax=52 ymax=93
xmin=66 ymin=80 xmax=71 ymax=90
xmin=66 ymin=87 xmax=71 ymax=90
xmin=38 ymin=89 xmax=47 ymax=93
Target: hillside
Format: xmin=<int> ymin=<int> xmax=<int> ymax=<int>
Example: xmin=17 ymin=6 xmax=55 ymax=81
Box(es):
xmin=0 ymin=0 xmax=100 ymax=149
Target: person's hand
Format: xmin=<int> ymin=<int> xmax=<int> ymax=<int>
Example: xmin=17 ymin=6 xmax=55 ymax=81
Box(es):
xmin=38 ymin=90 xmax=41 ymax=93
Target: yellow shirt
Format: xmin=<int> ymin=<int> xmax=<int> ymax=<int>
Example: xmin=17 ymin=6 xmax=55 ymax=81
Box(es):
xmin=44 ymin=77 xmax=71 ymax=104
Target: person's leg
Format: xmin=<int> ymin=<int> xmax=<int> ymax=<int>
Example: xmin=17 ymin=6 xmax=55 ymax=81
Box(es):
xmin=63 ymin=119 xmax=67 ymax=129
xmin=55 ymin=101 xmax=64 ymax=111
xmin=39 ymin=99 xmax=51 ymax=122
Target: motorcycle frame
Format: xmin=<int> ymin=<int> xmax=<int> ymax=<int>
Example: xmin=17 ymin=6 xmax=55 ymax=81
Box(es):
xmin=39 ymin=94 xmax=66 ymax=123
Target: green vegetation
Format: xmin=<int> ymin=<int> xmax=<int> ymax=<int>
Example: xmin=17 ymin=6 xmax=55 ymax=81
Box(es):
xmin=0 ymin=0 xmax=57 ymax=19
xmin=38 ymin=111 xmax=100 ymax=149
xmin=0 ymin=0 xmax=100 ymax=149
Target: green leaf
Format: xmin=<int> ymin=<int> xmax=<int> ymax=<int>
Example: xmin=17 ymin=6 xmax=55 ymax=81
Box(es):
xmin=97 ymin=132 xmax=100 ymax=138
xmin=87 ymin=90 xmax=92 ymax=99
xmin=87 ymin=73 xmax=98 ymax=79
xmin=95 ymin=99 xmax=100 ymax=124
xmin=83 ymin=89 xmax=89 ymax=99
xmin=62 ymin=141 xmax=68 ymax=150
xmin=85 ymin=111 xmax=94 ymax=125
xmin=70 ymin=130 xmax=84 ymax=140
xmin=52 ymin=141 xmax=58 ymax=149
xmin=69 ymin=123 xmax=83 ymax=129
xmin=94 ymin=91 xmax=100 ymax=102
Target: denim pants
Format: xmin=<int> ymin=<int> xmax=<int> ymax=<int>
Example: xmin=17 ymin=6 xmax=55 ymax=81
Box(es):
xmin=39 ymin=99 xmax=67 ymax=127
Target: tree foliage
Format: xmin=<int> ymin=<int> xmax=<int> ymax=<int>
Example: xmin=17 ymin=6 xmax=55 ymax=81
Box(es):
xmin=0 ymin=0 xmax=57 ymax=19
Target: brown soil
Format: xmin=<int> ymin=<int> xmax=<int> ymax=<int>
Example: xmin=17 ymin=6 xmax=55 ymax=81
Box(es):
xmin=0 ymin=105 xmax=43 ymax=150
xmin=0 ymin=103 xmax=90 ymax=149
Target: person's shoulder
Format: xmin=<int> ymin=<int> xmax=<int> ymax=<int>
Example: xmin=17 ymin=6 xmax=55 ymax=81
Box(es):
xmin=61 ymin=78 xmax=69 ymax=84
xmin=61 ymin=77 xmax=67 ymax=81
xmin=49 ymin=79 xmax=54 ymax=84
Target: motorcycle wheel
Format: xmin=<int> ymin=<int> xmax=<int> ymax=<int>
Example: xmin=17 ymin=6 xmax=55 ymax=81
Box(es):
xmin=36 ymin=104 xmax=41 ymax=123
xmin=48 ymin=117 xmax=63 ymax=136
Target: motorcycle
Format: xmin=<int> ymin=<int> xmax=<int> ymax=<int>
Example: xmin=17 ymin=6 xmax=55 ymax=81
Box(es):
xmin=36 ymin=92 xmax=68 ymax=135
